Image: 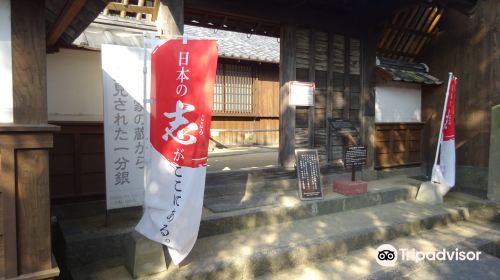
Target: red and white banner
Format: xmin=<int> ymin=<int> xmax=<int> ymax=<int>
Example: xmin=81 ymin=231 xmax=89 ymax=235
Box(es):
xmin=432 ymin=75 xmax=458 ymax=190
xmin=135 ymin=39 xmax=218 ymax=264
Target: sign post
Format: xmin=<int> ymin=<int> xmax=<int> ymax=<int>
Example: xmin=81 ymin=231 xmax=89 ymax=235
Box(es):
xmin=295 ymin=149 xmax=323 ymax=200
xmin=333 ymin=145 xmax=368 ymax=196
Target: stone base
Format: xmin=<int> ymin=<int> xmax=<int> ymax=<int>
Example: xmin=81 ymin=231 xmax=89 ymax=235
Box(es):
xmin=333 ymin=180 xmax=368 ymax=196
xmin=125 ymin=231 xmax=168 ymax=278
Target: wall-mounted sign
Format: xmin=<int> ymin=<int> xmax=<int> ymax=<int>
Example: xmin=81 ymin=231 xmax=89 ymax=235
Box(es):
xmin=329 ymin=118 xmax=358 ymax=134
xmin=295 ymin=149 xmax=323 ymax=200
xmin=345 ymin=145 xmax=367 ymax=167
xmin=289 ymin=81 xmax=315 ymax=106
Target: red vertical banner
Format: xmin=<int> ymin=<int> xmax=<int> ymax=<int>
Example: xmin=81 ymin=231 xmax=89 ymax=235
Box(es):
xmin=136 ymin=39 xmax=218 ymax=265
xmin=150 ymin=40 xmax=218 ymax=167
xmin=443 ymin=77 xmax=457 ymax=141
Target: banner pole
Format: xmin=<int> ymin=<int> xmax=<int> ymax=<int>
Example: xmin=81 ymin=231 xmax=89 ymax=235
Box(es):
xmin=432 ymin=72 xmax=453 ymax=181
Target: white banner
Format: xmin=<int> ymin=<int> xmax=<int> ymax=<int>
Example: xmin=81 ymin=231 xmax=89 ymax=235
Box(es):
xmin=102 ymin=44 xmax=147 ymax=210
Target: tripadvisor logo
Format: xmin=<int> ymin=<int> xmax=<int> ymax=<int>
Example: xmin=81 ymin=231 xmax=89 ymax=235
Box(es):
xmin=375 ymin=243 xmax=482 ymax=267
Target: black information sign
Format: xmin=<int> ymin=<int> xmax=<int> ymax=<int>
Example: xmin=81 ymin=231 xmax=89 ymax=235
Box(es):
xmin=329 ymin=118 xmax=358 ymax=134
xmin=345 ymin=145 xmax=367 ymax=167
xmin=295 ymin=149 xmax=323 ymax=200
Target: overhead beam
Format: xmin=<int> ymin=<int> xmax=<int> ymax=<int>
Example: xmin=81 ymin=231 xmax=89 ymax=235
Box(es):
xmin=106 ymin=2 xmax=155 ymax=15
xmin=46 ymin=0 xmax=87 ymax=49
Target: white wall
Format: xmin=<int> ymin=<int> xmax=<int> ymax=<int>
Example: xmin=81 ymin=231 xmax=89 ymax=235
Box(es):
xmin=375 ymin=81 xmax=421 ymax=123
xmin=0 ymin=0 xmax=13 ymax=123
xmin=47 ymin=48 xmax=103 ymax=121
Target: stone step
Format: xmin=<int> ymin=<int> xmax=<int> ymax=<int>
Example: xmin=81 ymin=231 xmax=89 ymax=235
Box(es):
xmin=257 ymin=220 xmax=500 ymax=280
xmin=205 ymin=164 xmax=343 ymax=188
xmin=58 ymin=177 xmax=420 ymax=270
xmin=78 ymin=198 xmax=495 ymax=280
xmin=203 ymin=171 xmax=345 ymax=199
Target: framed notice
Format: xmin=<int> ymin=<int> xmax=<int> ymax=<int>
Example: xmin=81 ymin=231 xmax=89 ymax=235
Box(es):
xmin=289 ymin=81 xmax=315 ymax=106
xmin=344 ymin=145 xmax=367 ymax=167
xmin=295 ymin=149 xmax=323 ymax=200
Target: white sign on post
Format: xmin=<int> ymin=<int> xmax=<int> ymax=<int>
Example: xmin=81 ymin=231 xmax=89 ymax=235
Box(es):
xmin=289 ymin=81 xmax=315 ymax=106
xmin=102 ymin=44 xmax=147 ymax=210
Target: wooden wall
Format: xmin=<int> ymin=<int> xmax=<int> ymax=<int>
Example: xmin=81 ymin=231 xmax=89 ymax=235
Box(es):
xmin=49 ymin=123 xmax=105 ymax=202
xmin=421 ymin=0 xmax=500 ymax=168
xmin=212 ymin=60 xmax=280 ymax=146
xmin=295 ymin=28 xmax=362 ymax=163
xmin=374 ymin=123 xmax=423 ymax=168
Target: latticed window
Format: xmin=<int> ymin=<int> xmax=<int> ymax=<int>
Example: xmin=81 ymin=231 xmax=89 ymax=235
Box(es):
xmin=213 ymin=63 xmax=253 ymax=114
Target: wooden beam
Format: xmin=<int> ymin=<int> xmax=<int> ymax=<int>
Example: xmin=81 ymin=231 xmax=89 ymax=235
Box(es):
xmin=279 ymin=25 xmax=297 ymax=168
xmin=151 ymin=0 xmax=161 ymax=21
xmin=308 ymin=29 xmax=316 ymax=148
xmin=106 ymin=2 xmax=155 ymax=15
xmin=46 ymin=0 xmax=87 ymax=48
xmin=157 ymin=0 xmax=184 ymax=36
xmin=136 ymin=0 xmax=146 ymax=20
xmin=120 ymin=0 xmax=129 ymax=18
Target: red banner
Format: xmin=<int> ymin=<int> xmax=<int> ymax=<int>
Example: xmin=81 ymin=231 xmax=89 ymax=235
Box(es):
xmin=443 ymin=77 xmax=457 ymax=141
xmin=150 ymin=40 xmax=218 ymax=167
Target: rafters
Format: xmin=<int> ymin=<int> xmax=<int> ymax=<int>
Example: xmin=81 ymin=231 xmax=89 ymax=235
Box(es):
xmin=46 ymin=0 xmax=88 ymax=49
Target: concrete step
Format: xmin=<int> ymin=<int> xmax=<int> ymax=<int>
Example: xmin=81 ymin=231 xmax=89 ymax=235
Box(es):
xmin=79 ymin=199 xmax=495 ymax=280
xmin=58 ymin=177 xmax=420 ymax=270
xmin=257 ymin=220 xmax=500 ymax=280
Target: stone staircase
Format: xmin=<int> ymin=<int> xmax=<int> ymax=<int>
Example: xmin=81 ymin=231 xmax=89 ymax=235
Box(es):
xmin=53 ymin=169 xmax=500 ymax=280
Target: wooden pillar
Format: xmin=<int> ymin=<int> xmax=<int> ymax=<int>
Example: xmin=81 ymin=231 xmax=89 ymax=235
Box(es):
xmin=326 ymin=33 xmax=335 ymax=161
xmin=308 ymin=29 xmax=316 ymax=148
xmin=0 ymin=0 xmax=60 ymax=278
xmin=11 ymin=0 xmax=47 ymax=124
xmin=157 ymin=0 xmax=184 ymax=37
xmin=360 ymin=27 xmax=379 ymax=172
xmin=279 ymin=25 xmax=297 ymax=168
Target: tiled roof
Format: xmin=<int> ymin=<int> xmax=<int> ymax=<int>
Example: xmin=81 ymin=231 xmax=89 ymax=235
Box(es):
xmin=184 ymin=25 xmax=279 ymax=63
xmin=376 ymin=56 xmax=442 ymax=85
xmin=73 ymin=15 xmax=279 ymax=63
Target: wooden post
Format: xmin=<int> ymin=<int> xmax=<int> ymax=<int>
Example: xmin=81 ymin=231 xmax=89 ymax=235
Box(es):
xmin=157 ymin=0 xmax=184 ymax=37
xmin=308 ymin=29 xmax=316 ymax=148
xmin=326 ymin=32 xmax=335 ymax=162
xmin=360 ymin=26 xmax=379 ymax=172
xmin=279 ymin=24 xmax=297 ymax=168
xmin=11 ymin=0 xmax=47 ymax=124
xmin=0 ymin=1 xmax=60 ymax=278
xmin=343 ymin=37 xmax=351 ymax=120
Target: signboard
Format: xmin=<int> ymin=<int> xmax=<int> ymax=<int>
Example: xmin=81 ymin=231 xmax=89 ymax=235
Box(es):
xmin=329 ymin=118 xmax=358 ymax=134
xmin=102 ymin=44 xmax=147 ymax=210
xmin=289 ymin=81 xmax=315 ymax=106
xmin=345 ymin=145 xmax=367 ymax=167
xmin=295 ymin=149 xmax=323 ymax=200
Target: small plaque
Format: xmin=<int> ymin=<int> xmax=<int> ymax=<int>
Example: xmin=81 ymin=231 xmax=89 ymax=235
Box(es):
xmin=344 ymin=145 xmax=367 ymax=167
xmin=289 ymin=81 xmax=315 ymax=106
xmin=295 ymin=149 xmax=323 ymax=200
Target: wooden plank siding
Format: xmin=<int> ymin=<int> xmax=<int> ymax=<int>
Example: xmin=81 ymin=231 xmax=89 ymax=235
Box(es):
xmin=374 ymin=123 xmax=423 ymax=168
xmin=49 ymin=123 xmax=105 ymax=203
xmin=295 ymin=28 xmax=362 ymax=163
xmin=421 ymin=0 xmax=500 ymax=169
